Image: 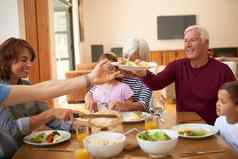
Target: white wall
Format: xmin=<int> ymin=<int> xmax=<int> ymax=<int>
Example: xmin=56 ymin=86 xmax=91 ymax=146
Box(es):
xmin=81 ymin=0 xmax=238 ymax=63
xmin=0 ymin=0 xmax=22 ymax=43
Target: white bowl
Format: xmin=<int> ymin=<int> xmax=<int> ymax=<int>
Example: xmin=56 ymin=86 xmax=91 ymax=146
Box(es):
xmin=83 ymin=132 xmax=125 ymax=158
xmin=137 ymin=129 xmax=178 ymax=158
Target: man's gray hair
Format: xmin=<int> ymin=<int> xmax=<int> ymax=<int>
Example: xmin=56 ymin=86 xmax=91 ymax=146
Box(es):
xmin=184 ymin=25 xmax=209 ymax=42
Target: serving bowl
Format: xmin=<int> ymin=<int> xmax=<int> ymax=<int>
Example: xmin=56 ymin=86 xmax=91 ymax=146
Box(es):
xmin=83 ymin=131 xmax=125 ymax=158
xmin=137 ymin=129 xmax=178 ymax=158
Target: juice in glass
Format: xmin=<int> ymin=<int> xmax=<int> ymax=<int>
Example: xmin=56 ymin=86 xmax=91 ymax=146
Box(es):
xmin=76 ymin=126 xmax=88 ymax=142
xmin=144 ymin=116 xmax=159 ymax=130
xmin=74 ymin=148 xmax=90 ymax=159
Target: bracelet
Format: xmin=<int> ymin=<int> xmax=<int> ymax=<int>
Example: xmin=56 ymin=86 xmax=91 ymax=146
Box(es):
xmin=84 ymin=74 xmax=92 ymax=90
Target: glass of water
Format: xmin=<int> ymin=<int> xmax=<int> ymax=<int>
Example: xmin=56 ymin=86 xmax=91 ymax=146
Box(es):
xmin=97 ymin=102 xmax=109 ymax=112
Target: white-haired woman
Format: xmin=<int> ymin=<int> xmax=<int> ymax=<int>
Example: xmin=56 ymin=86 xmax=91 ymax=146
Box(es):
xmin=123 ymin=38 xmax=149 ymax=60
xmin=125 ymin=25 xmax=235 ymax=125
xmin=110 ymin=37 xmax=154 ymax=112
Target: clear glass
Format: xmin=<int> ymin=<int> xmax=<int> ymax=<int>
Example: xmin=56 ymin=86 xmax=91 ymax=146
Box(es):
xmin=144 ymin=115 xmax=159 ymax=130
xmin=151 ymin=94 xmax=165 ymax=123
xmin=74 ymin=148 xmax=90 ymax=159
xmin=97 ymin=102 xmax=109 ymax=112
xmin=75 ymin=126 xmax=88 ymax=143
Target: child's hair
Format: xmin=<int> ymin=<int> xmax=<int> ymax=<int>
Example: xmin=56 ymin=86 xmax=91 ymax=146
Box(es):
xmin=220 ymin=81 xmax=238 ymax=105
xmin=99 ymin=52 xmax=117 ymax=62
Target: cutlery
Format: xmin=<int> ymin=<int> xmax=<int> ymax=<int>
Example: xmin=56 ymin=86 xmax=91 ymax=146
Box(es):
xmin=73 ymin=112 xmax=118 ymax=118
xmin=32 ymin=148 xmax=74 ymax=152
xmin=180 ymin=149 xmax=225 ymax=157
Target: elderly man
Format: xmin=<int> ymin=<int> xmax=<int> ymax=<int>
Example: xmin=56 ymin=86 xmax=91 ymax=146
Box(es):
xmin=132 ymin=25 xmax=235 ymax=124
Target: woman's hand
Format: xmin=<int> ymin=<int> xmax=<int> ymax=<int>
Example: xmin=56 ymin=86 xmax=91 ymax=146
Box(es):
xmin=87 ymin=59 xmax=122 ymax=85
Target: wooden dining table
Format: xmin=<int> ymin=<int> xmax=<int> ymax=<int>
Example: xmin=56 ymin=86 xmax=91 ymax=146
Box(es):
xmin=12 ymin=105 xmax=238 ymax=159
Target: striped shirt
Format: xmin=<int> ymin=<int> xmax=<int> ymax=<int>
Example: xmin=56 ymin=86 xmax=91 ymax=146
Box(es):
xmin=89 ymin=78 xmax=152 ymax=112
xmin=120 ymin=77 xmax=152 ymax=112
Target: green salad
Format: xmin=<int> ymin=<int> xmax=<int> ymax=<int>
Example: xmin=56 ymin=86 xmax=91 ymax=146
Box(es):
xmin=124 ymin=60 xmax=137 ymax=66
xmin=30 ymin=133 xmax=46 ymax=143
xmin=138 ymin=131 xmax=171 ymax=141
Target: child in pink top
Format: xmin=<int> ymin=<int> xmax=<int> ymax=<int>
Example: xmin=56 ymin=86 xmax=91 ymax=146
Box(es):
xmin=85 ymin=53 xmax=133 ymax=112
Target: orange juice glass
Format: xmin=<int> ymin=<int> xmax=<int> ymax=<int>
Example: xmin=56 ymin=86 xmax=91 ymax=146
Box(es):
xmin=74 ymin=148 xmax=90 ymax=159
xmin=144 ymin=115 xmax=159 ymax=130
xmin=76 ymin=126 xmax=88 ymax=143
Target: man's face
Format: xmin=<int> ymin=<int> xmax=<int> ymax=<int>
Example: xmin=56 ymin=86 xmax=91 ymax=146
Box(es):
xmin=184 ymin=30 xmax=208 ymax=60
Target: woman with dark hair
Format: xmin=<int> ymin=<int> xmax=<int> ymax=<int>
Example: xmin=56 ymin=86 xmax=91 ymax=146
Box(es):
xmin=0 ymin=38 xmax=120 ymax=158
xmin=0 ymin=37 xmax=75 ymax=158
xmin=0 ymin=38 xmax=35 ymax=81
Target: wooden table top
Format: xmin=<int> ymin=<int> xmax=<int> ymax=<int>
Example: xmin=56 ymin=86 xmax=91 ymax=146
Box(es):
xmin=12 ymin=106 xmax=238 ymax=159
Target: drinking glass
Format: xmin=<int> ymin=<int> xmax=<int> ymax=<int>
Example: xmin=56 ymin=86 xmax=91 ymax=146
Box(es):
xmin=76 ymin=126 xmax=88 ymax=143
xmin=151 ymin=94 xmax=165 ymax=123
xmin=144 ymin=115 xmax=159 ymax=130
xmin=74 ymin=148 xmax=90 ymax=159
xmin=97 ymin=102 xmax=109 ymax=112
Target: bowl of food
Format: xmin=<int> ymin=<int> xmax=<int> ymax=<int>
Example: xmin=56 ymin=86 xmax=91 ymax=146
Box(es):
xmin=83 ymin=132 xmax=126 ymax=158
xmin=137 ymin=129 xmax=178 ymax=158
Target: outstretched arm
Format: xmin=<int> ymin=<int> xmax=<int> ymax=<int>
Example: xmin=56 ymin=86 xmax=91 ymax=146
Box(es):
xmin=1 ymin=60 xmax=120 ymax=107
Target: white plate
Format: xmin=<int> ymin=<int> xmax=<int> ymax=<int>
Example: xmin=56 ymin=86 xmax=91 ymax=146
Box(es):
xmin=111 ymin=62 xmax=149 ymax=71
xmin=24 ymin=130 xmax=71 ymax=146
xmin=122 ymin=112 xmax=149 ymax=123
xmin=172 ymin=123 xmax=218 ymax=139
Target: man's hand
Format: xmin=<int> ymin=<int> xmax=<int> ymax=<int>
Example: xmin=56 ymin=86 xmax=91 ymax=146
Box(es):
xmin=87 ymin=59 xmax=122 ymax=85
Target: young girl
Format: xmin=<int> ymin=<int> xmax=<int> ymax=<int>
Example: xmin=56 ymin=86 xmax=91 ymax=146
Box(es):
xmin=85 ymin=53 xmax=134 ymax=112
xmin=215 ymin=81 xmax=238 ymax=151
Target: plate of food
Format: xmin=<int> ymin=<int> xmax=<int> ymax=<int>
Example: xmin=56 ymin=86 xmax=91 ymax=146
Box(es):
xmin=122 ymin=111 xmax=149 ymax=123
xmin=111 ymin=59 xmax=152 ymax=71
xmin=172 ymin=123 xmax=218 ymax=139
xmin=24 ymin=130 xmax=71 ymax=146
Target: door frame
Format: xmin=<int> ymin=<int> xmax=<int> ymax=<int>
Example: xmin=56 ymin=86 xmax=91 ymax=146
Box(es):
xmin=23 ymin=0 xmax=54 ymax=83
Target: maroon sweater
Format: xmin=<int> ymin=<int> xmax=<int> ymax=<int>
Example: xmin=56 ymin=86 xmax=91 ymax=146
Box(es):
xmin=142 ymin=58 xmax=235 ymax=124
